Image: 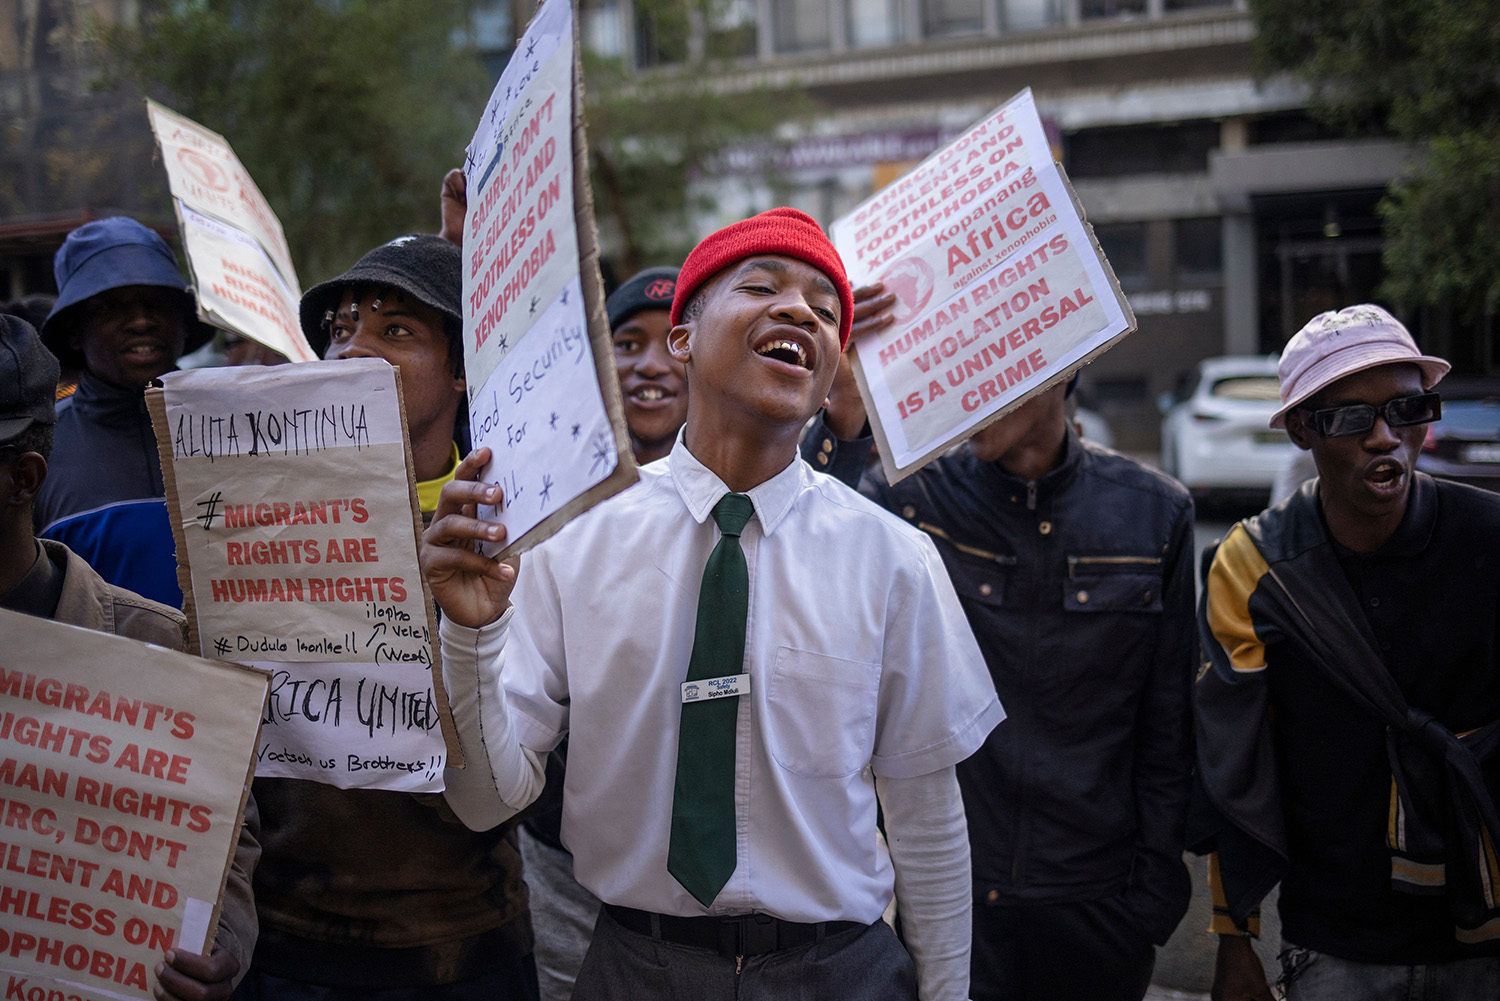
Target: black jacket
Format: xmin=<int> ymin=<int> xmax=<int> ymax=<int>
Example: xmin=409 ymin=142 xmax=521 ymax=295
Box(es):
xmin=1195 ymin=475 xmax=1500 ymax=961
xmin=857 ymin=427 xmax=1195 ymax=944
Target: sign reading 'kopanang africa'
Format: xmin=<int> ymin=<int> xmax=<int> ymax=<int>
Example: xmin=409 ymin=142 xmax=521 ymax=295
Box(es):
xmin=831 ymin=88 xmax=1134 ymax=482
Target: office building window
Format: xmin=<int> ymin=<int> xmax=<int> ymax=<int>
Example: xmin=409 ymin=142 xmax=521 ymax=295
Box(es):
xmin=1165 ymin=0 xmax=1233 ymax=9
xmin=1066 ymin=122 xmax=1220 ymax=178
xmin=772 ymin=0 xmax=832 ymax=52
xmin=1095 ymin=222 xmax=1149 ymax=291
xmin=848 ymin=0 xmax=904 ymax=48
xmin=1080 ymin=0 xmax=1147 ymax=18
xmin=1174 ymin=217 xmax=1223 ymax=284
xmin=1001 ymin=0 xmax=1064 ymax=32
xmin=634 ymin=2 xmax=691 ymax=66
xmin=708 ymin=0 xmax=759 ymax=58
xmin=580 ymin=0 xmax=624 ymax=58
xmin=923 ymin=0 xmax=985 ymax=38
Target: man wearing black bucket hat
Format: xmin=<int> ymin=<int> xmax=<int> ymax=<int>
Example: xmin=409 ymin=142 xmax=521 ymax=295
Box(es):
xmin=33 ymin=217 xmax=211 ymax=608
xmin=300 ymin=234 xmax=469 ymax=507
xmin=234 ymin=234 xmax=537 ymax=1001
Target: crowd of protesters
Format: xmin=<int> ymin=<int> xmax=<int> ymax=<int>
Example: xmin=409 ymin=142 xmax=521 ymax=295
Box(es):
xmin=2 ymin=169 xmax=1498 ymax=1001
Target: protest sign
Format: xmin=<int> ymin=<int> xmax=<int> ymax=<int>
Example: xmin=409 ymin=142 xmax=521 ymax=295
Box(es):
xmin=461 ymin=0 xmax=635 ymax=557
xmin=146 ymin=360 xmax=458 ymax=793
xmin=831 ymin=88 xmax=1134 ymax=482
xmin=147 ymin=99 xmax=317 ymax=364
xmin=0 ymin=609 xmax=266 ymax=1001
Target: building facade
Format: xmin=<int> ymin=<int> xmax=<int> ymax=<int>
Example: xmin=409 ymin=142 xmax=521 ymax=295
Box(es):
xmin=576 ymin=0 xmax=1419 ymax=448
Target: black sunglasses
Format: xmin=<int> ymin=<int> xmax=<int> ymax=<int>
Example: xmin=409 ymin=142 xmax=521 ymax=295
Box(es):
xmin=1302 ymin=391 xmax=1442 ymax=438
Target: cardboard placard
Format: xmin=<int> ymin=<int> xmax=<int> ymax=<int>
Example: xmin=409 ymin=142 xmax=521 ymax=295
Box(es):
xmin=460 ymin=0 xmax=636 ymax=558
xmin=831 ymin=88 xmax=1135 ymax=483
xmin=146 ymin=100 xmax=317 ymax=364
xmin=146 ymin=360 xmax=461 ymax=792
xmin=0 ymin=610 xmax=267 ymax=1001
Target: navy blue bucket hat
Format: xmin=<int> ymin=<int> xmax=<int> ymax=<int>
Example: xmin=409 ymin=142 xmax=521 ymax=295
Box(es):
xmin=41 ymin=217 xmax=205 ymax=369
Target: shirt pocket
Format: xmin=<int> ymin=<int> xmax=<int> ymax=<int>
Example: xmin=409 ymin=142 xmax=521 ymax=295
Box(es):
xmin=764 ymin=647 xmax=880 ymax=778
xmin=1062 ymin=555 xmax=1164 ymax=613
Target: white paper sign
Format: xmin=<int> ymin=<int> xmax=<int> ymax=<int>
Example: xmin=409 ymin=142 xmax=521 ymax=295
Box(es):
xmin=147 ymin=99 xmax=317 ymax=364
xmin=155 ymin=361 xmax=450 ymax=792
xmin=831 ymin=89 xmax=1134 ymax=482
xmin=461 ymin=0 xmax=634 ymax=555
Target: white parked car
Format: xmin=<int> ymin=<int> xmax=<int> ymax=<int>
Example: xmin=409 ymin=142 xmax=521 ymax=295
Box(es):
xmin=1160 ymin=356 xmax=1295 ymax=499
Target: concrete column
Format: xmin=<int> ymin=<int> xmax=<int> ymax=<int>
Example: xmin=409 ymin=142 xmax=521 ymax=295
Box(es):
xmin=1221 ymin=211 xmax=1258 ymax=355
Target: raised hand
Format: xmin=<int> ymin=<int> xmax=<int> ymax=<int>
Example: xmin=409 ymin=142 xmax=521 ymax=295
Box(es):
xmin=824 ymin=281 xmax=896 ymax=439
xmin=438 ymin=168 xmax=467 ymax=247
xmin=420 ymin=448 xmax=519 ymax=629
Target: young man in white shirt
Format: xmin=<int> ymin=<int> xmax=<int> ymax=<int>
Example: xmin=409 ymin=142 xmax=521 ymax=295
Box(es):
xmin=422 ymin=208 xmax=1003 ymax=1001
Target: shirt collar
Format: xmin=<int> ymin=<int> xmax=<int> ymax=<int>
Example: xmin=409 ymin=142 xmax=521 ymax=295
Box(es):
xmin=1383 ymin=470 xmax=1438 ymax=557
xmin=72 ymin=369 xmax=155 ymax=425
xmin=668 ymin=429 xmax=805 ymax=537
xmin=1319 ymin=470 xmax=1438 ymax=560
xmin=972 ymin=422 xmax=1083 ymax=495
xmin=0 ymin=540 xmax=64 ymax=619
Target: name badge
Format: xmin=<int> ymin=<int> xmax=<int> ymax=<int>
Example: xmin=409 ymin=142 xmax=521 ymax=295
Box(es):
xmin=681 ymin=674 xmax=750 ymax=704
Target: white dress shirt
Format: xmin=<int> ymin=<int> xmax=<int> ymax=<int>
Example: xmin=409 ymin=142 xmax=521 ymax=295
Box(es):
xmin=440 ymin=436 xmax=1002 ymax=938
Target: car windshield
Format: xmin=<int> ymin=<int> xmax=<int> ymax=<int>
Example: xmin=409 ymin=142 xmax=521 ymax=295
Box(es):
xmin=1434 ymin=399 xmax=1500 ymax=437
xmin=1209 ymin=376 xmax=1281 ymax=402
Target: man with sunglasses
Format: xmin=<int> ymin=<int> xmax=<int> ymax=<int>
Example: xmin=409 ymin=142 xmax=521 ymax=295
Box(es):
xmin=1194 ymin=304 xmax=1500 ymax=1000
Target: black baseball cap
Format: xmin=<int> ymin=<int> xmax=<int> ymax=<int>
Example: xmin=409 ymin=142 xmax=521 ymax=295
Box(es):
xmin=606 ymin=266 xmax=679 ymax=332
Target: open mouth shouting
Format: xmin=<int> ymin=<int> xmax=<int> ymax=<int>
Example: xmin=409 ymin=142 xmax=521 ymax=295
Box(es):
xmin=753 ymin=332 xmax=815 ymax=372
xmin=1363 ymin=457 xmax=1408 ymax=500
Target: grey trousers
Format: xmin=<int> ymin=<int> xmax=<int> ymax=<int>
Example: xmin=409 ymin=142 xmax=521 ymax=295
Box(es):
xmin=1280 ymin=941 xmax=1500 ymax=1001
xmin=518 ymin=826 xmax=602 ymax=1001
xmin=571 ymin=905 xmax=918 ymax=1001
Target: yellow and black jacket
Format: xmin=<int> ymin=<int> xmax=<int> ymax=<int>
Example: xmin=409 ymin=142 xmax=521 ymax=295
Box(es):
xmin=1194 ymin=474 xmax=1500 ymax=963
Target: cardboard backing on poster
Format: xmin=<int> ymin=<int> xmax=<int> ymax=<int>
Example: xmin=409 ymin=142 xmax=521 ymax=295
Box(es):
xmin=146 ymin=360 xmax=463 ymax=792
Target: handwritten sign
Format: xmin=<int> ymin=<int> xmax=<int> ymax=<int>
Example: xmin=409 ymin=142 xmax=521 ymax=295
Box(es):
xmin=461 ymin=0 xmax=635 ymax=557
xmin=831 ymin=88 xmax=1134 ymax=482
xmin=147 ymin=360 xmax=457 ymax=792
xmin=147 ymin=100 xmax=316 ymax=364
xmin=0 ymin=609 xmax=266 ymax=1001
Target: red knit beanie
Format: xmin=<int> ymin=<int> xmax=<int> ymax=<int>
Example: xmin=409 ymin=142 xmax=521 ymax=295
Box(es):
xmin=670 ymin=207 xmax=854 ymax=346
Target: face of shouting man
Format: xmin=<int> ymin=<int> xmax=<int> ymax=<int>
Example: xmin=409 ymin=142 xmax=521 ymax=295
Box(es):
xmin=669 ymin=255 xmax=842 ymax=436
xmin=1286 ymin=363 xmax=1435 ymax=552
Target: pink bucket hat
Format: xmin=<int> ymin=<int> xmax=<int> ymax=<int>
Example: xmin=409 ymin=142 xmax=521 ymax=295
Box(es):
xmin=1269 ymin=304 xmax=1449 ymax=429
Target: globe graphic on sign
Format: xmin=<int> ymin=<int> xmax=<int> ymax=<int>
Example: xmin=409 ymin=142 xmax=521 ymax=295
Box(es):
xmin=878 ymin=255 xmax=935 ymax=324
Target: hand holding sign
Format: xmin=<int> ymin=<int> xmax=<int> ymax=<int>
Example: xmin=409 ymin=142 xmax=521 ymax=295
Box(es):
xmin=823 ymin=282 xmax=897 ymax=441
xmin=154 ymin=944 xmax=239 ymax=1001
xmin=420 ymin=447 xmax=520 ymax=630
xmin=831 ymin=88 xmax=1134 ymax=482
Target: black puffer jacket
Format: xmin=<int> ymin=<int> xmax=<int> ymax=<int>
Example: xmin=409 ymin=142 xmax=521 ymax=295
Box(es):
xmin=861 ymin=427 xmax=1196 ymax=944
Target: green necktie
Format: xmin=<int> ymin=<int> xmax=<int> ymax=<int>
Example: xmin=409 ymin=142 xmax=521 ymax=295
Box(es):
xmin=668 ymin=492 xmax=754 ymax=907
